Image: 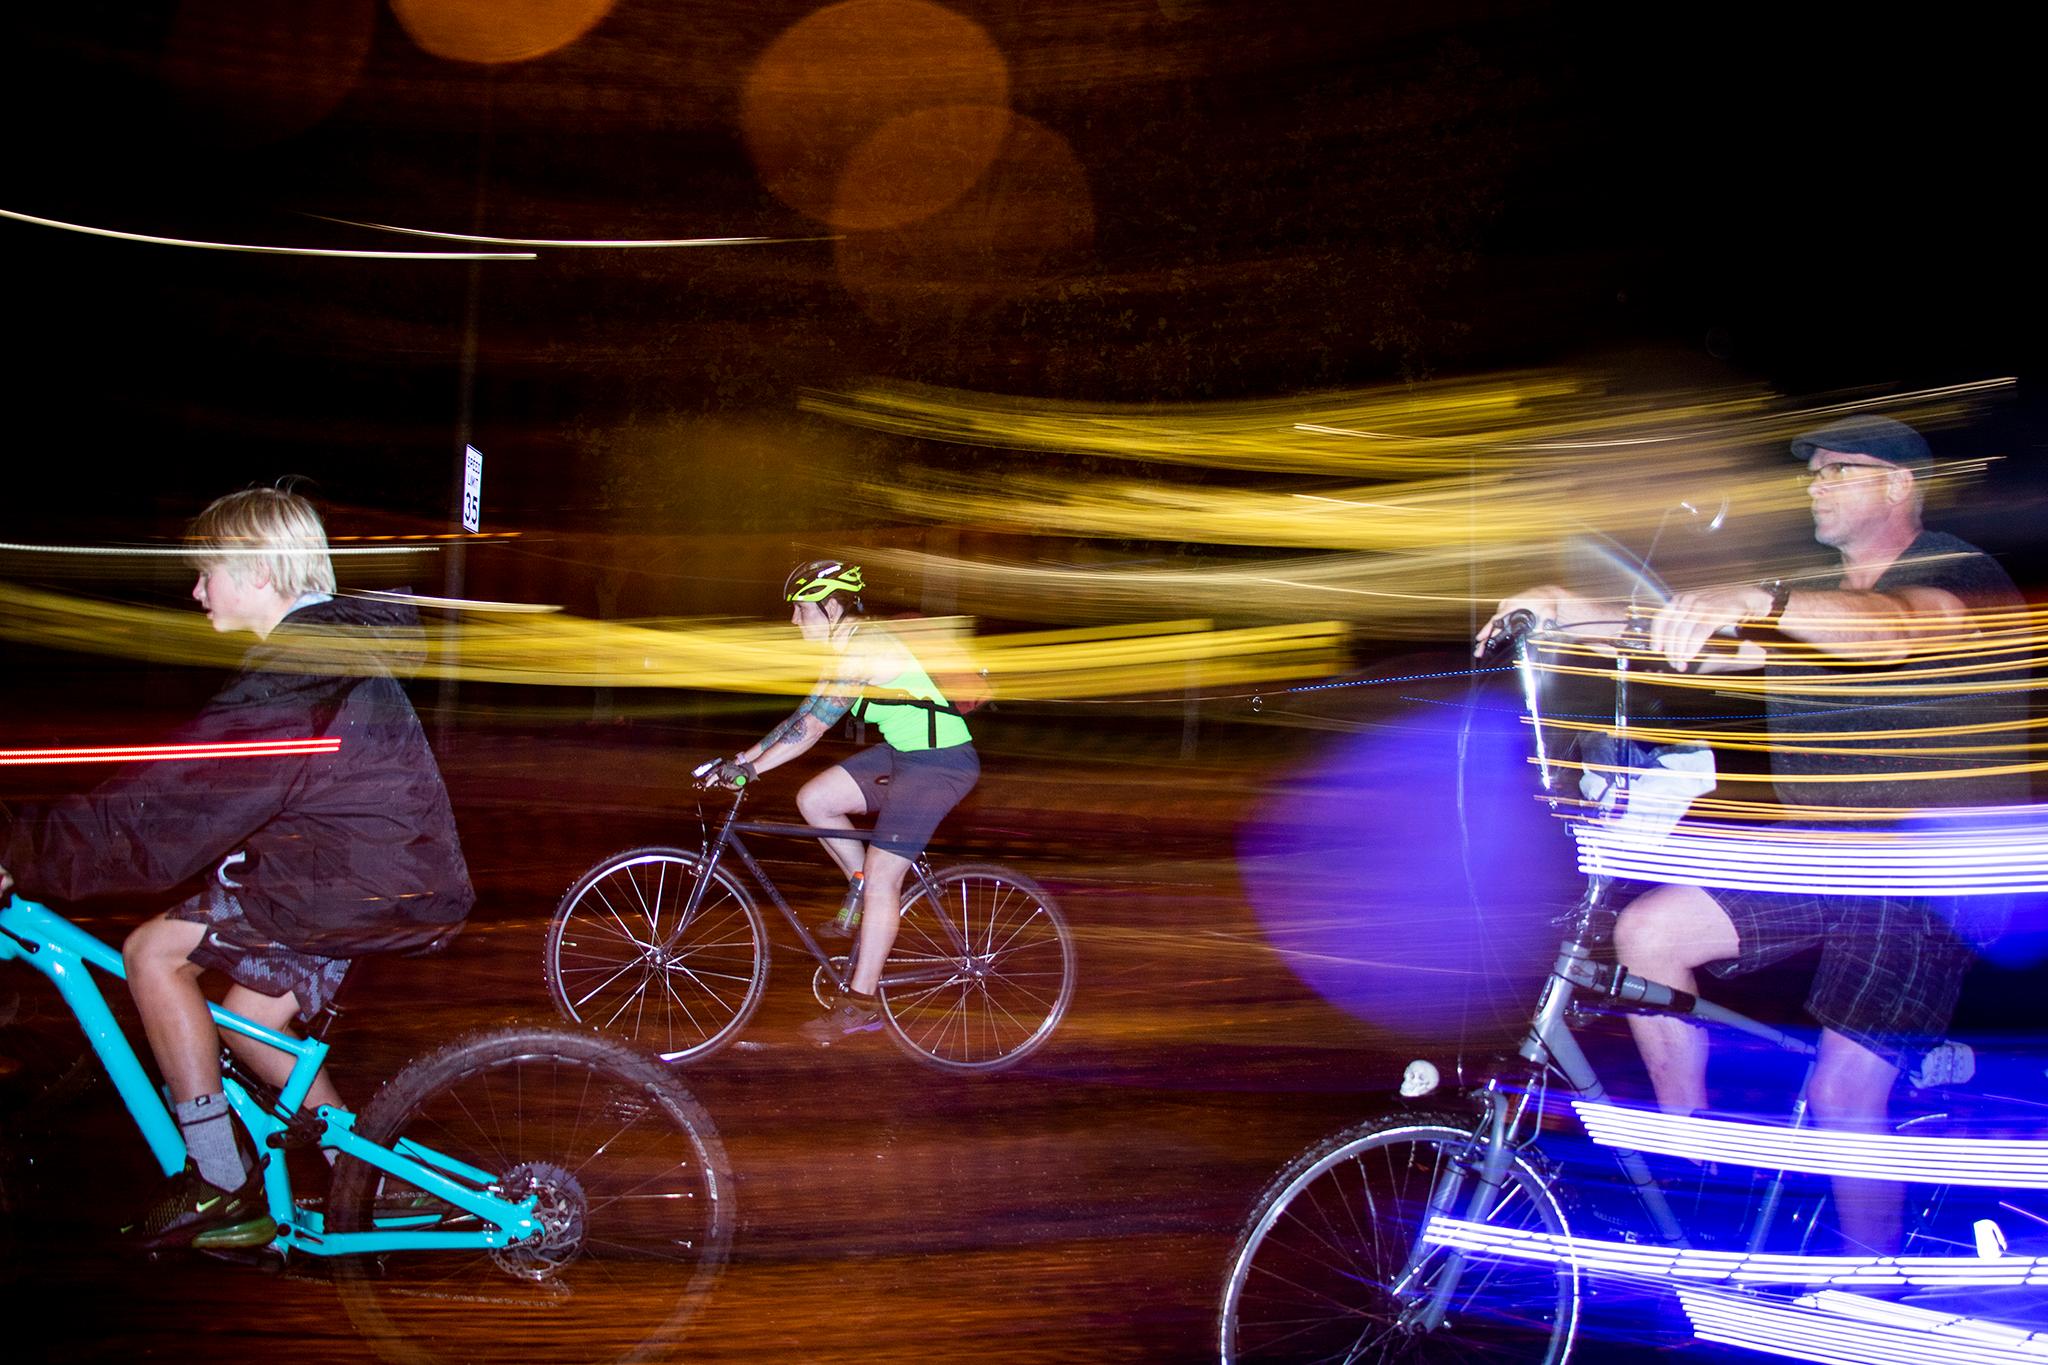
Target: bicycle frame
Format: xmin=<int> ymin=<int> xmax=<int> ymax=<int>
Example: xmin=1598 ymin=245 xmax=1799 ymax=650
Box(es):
xmin=1395 ymin=623 xmax=1831 ymax=1333
xmin=1392 ymin=924 xmax=1826 ymax=1335
xmin=1 ymin=893 xmax=544 ymax=1257
xmin=679 ymin=787 xmax=987 ymax=996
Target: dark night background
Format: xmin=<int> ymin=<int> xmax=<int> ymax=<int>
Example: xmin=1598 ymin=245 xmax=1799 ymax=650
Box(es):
xmin=6 ymin=2 xmax=2041 ymax=545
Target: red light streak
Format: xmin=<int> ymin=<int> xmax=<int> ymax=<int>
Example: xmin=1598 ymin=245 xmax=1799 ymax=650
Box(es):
xmin=0 ymin=739 xmax=341 ymax=767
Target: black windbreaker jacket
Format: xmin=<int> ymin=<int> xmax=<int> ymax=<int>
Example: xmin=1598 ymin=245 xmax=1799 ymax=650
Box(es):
xmin=3 ymin=594 xmax=473 ymax=955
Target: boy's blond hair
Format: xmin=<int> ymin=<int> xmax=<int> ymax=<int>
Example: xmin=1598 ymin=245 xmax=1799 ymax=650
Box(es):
xmin=188 ymin=486 xmax=337 ymax=597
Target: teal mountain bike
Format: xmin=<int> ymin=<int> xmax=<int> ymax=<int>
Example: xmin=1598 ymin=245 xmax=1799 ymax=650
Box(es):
xmin=1 ymin=892 xmax=733 ymax=1365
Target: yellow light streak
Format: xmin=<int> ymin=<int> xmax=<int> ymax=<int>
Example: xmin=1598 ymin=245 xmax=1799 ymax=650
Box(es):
xmin=865 ymin=547 xmax=1526 ymax=629
xmin=0 ymin=584 xmax=1340 ymax=699
xmin=797 ymin=372 xmax=2013 ymax=635
xmin=1537 ymin=660 xmax=2044 ymax=699
xmin=1526 ymin=613 xmax=2046 ymax=698
xmin=866 ymin=466 xmax=1790 ymax=551
xmin=1536 ymin=713 xmax=2048 ymax=752
xmin=807 ymin=374 xmax=2011 ymax=475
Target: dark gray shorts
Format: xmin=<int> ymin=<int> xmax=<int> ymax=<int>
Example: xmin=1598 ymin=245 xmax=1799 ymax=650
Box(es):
xmin=1704 ymin=886 xmax=1977 ymax=1069
xmin=837 ymin=742 xmax=980 ymax=859
xmin=168 ymin=879 xmax=351 ymax=1022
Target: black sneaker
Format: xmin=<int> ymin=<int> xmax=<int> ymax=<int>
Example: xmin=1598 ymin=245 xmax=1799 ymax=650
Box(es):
xmin=799 ymin=1000 xmax=884 ymax=1046
xmin=123 ymin=1161 xmax=276 ymax=1251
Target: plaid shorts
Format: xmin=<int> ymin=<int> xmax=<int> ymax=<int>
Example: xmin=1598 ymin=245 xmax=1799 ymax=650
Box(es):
xmin=168 ymin=878 xmax=352 ymax=1022
xmin=1704 ymin=886 xmax=1976 ymax=1068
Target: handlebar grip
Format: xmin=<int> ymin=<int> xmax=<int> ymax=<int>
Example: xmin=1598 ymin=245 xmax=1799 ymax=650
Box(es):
xmin=694 ymin=757 xmax=756 ymax=792
xmin=1481 ymin=608 xmax=1540 ymax=656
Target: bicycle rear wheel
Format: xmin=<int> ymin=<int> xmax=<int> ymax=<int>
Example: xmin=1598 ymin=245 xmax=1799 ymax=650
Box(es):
xmin=329 ymin=1027 xmax=733 ymax=1365
xmin=544 ymin=846 xmax=769 ymax=1063
xmin=1220 ymin=1113 xmax=1578 ymax=1364
xmin=878 ymin=863 xmax=1075 ymax=1074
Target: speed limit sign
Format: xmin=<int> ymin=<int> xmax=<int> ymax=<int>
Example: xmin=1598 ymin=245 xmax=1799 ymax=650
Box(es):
xmin=462 ymin=444 xmax=483 ymax=534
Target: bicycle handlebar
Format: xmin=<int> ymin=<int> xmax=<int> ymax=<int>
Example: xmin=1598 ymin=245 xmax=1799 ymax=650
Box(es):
xmin=691 ymin=757 xmax=755 ymax=794
xmin=1479 ymin=608 xmax=1539 ymax=658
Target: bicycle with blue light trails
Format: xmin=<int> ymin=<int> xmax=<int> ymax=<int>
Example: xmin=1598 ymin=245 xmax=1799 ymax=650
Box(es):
xmin=1217 ymin=611 xmax=2048 ymax=1365
xmin=0 ymin=891 xmax=733 ymax=1365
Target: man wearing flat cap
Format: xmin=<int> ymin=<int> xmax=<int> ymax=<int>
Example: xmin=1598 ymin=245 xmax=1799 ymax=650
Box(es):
xmin=1482 ymin=415 xmax=2026 ymax=1253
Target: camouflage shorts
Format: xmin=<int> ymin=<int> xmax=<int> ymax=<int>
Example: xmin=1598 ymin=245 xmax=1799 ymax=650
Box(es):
xmin=168 ymin=879 xmax=351 ymax=1021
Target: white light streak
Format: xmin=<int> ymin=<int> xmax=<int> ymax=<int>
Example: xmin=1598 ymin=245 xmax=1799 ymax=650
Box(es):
xmin=1 ymin=207 xmax=534 ymax=260
xmin=313 ymin=215 xmax=835 ymax=250
xmin=351 ymin=590 xmax=561 ymax=615
xmin=1678 ymin=1285 xmax=2048 ymax=1365
xmin=1793 ymin=377 xmax=2019 ymax=425
xmin=1422 ymin=1217 xmax=2048 ymax=1287
xmin=0 ymin=542 xmax=436 ymax=559
xmin=1290 ymin=493 xmax=1416 ymax=511
xmin=1570 ymin=813 xmax=2048 ymax=896
xmin=1576 ymin=1103 xmax=2048 ymax=1187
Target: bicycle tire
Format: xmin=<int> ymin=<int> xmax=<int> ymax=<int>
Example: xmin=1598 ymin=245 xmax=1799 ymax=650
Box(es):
xmin=328 ymin=1026 xmax=733 ymax=1365
xmin=544 ymin=846 xmax=769 ymax=1063
xmin=878 ymin=863 xmax=1075 ymax=1074
xmin=1219 ymin=1112 xmax=1579 ymax=1365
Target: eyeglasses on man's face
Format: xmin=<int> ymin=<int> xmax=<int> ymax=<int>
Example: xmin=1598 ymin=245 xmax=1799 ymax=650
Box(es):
xmin=1800 ymin=460 xmax=1893 ymax=488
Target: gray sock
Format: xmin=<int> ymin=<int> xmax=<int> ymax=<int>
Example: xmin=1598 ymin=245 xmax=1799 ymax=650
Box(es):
xmin=175 ymin=1093 xmax=248 ymax=1190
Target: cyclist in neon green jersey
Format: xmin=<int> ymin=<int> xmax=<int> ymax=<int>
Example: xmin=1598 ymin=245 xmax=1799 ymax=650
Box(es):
xmin=716 ymin=560 xmax=979 ymax=1045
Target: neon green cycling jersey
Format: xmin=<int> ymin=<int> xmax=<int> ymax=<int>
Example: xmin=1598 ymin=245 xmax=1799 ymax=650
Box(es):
xmin=856 ymin=646 xmax=972 ymax=751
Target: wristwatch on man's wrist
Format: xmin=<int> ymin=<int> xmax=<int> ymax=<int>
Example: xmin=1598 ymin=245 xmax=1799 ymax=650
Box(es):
xmin=1753 ymin=579 xmax=1793 ymax=628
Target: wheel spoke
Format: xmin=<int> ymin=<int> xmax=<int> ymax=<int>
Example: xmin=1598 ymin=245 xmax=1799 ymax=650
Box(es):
xmin=1221 ymin=1120 xmax=1577 ymax=1364
xmin=877 ymin=865 xmax=1073 ymax=1072
xmin=545 ymin=850 xmax=770 ymax=1064
xmin=330 ymin=1030 xmax=732 ymax=1365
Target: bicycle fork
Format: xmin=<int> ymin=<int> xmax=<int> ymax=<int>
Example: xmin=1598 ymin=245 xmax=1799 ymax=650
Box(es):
xmin=1397 ymin=1082 xmax=1521 ymax=1335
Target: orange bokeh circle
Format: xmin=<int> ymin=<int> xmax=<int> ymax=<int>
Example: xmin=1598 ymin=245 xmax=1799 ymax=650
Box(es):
xmin=390 ymin=0 xmax=617 ymax=65
xmin=832 ymin=103 xmax=1013 ymax=231
xmin=836 ymin=113 xmax=1095 ymax=324
xmin=741 ymin=0 xmax=1010 ymax=229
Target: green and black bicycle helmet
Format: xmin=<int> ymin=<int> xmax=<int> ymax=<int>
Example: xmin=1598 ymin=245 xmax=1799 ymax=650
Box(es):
xmin=784 ymin=559 xmax=865 ymax=610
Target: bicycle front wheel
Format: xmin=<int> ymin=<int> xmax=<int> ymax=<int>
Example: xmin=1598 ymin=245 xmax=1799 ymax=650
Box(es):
xmin=329 ymin=1027 xmax=733 ymax=1365
xmin=1219 ymin=1114 xmax=1579 ymax=1365
xmin=545 ymin=846 xmax=769 ymax=1063
xmin=879 ymin=863 xmax=1075 ymax=1074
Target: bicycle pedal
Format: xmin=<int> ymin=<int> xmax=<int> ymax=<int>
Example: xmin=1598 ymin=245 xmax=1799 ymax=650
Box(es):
xmin=196 ymin=1239 xmax=288 ymax=1270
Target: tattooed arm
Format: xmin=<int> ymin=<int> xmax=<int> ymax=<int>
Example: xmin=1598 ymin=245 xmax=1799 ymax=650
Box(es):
xmin=736 ymin=677 xmax=863 ymax=776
